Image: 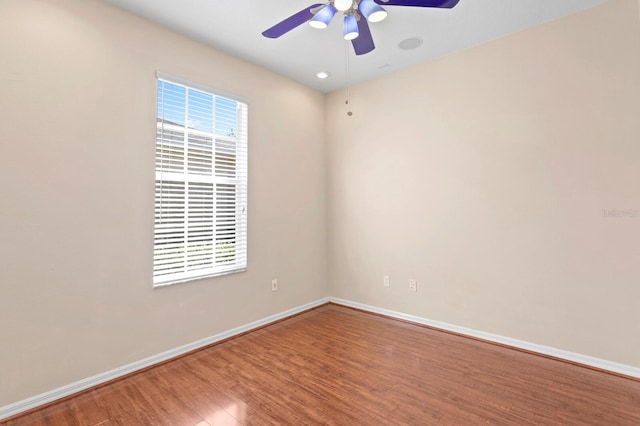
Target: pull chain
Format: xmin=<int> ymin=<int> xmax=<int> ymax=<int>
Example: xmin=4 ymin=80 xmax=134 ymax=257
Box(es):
xmin=344 ymin=40 xmax=353 ymax=117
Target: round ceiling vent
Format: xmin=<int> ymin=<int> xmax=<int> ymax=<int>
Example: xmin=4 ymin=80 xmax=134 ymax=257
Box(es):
xmin=398 ymin=37 xmax=423 ymax=50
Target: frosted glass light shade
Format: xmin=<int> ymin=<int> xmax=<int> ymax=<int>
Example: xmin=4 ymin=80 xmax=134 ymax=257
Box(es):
xmin=343 ymin=14 xmax=359 ymax=40
xmin=309 ymin=4 xmax=337 ymax=29
xmin=358 ymin=0 xmax=388 ymax=23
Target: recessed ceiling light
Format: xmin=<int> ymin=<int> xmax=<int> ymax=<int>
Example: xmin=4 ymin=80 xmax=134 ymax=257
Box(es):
xmin=398 ymin=37 xmax=423 ymax=50
xmin=316 ymin=71 xmax=331 ymax=79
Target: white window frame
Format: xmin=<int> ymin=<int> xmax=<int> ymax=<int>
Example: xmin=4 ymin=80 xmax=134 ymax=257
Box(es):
xmin=154 ymin=72 xmax=248 ymax=287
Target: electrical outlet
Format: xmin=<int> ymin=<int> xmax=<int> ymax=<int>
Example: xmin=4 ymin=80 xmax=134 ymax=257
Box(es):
xmin=271 ymin=278 xmax=278 ymax=292
xmin=409 ymin=279 xmax=417 ymax=292
xmin=383 ymin=275 xmax=390 ymax=287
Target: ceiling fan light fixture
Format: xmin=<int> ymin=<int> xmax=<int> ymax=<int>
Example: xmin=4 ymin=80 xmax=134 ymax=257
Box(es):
xmin=309 ymin=4 xmax=337 ymax=29
xmin=358 ymin=0 xmax=388 ymax=23
xmin=334 ymin=0 xmax=354 ymax=12
xmin=343 ymin=14 xmax=359 ymax=40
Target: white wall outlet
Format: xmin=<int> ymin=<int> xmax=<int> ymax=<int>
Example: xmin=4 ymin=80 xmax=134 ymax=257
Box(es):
xmin=271 ymin=278 xmax=278 ymax=292
xmin=383 ymin=275 xmax=390 ymax=287
xmin=409 ymin=279 xmax=417 ymax=292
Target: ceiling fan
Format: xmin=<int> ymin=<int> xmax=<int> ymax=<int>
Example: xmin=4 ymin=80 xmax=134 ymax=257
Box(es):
xmin=262 ymin=0 xmax=460 ymax=56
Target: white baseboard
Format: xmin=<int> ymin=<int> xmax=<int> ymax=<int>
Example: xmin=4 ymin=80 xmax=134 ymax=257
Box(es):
xmin=330 ymin=297 xmax=640 ymax=380
xmin=0 ymin=297 xmax=330 ymax=421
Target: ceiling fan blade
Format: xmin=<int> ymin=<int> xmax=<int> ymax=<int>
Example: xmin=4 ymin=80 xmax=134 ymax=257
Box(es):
xmin=352 ymin=18 xmax=375 ymax=55
xmin=374 ymin=0 xmax=460 ymax=8
xmin=262 ymin=4 xmax=325 ymax=38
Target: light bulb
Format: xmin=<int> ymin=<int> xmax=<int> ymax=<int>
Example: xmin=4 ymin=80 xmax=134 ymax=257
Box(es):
xmin=334 ymin=0 xmax=353 ymax=12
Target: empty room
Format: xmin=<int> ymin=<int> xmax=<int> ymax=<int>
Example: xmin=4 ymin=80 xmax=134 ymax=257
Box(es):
xmin=1 ymin=0 xmax=639 ymax=424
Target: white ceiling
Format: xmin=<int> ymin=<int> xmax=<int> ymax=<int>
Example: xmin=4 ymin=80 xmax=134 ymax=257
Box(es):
xmin=101 ymin=0 xmax=607 ymax=93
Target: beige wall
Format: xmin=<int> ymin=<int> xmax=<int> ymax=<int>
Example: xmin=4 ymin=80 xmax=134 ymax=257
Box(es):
xmin=327 ymin=0 xmax=640 ymax=367
xmin=2 ymin=0 xmax=640 ymax=411
xmin=0 ymin=0 xmax=327 ymax=406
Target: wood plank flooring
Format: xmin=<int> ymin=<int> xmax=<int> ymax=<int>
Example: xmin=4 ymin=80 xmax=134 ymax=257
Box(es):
xmin=4 ymin=303 xmax=640 ymax=425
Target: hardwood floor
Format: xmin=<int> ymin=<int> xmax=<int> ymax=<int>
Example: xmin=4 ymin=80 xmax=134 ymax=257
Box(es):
xmin=4 ymin=303 xmax=640 ymax=425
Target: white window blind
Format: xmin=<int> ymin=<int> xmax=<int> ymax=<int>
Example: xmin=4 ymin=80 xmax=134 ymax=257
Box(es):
xmin=154 ymin=73 xmax=248 ymax=287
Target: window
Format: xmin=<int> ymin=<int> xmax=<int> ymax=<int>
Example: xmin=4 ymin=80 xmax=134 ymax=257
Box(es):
xmin=154 ymin=72 xmax=248 ymax=287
